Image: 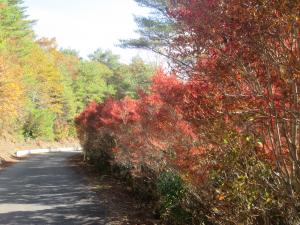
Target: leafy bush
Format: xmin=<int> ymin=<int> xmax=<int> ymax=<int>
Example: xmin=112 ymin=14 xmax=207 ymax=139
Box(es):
xmin=157 ymin=171 xmax=191 ymax=224
xmin=53 ymin=121 xmax=76 ymax=141
xmin=75 ymin=1 xmax=300 ymax=222
xmin=23 ymin=108 xmax=55 ymax=140
xmin=205 ymin=150 xmax=290 ymax=224
xmin=76 ymin=69 xmax=300 ymax=224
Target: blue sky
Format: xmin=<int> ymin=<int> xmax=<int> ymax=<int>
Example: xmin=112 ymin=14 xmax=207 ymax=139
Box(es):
xmin=23 ymin=0 xmax=156 ymax=63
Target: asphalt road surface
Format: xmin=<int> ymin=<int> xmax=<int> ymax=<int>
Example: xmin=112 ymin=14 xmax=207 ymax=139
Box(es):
xmin=0 ymin=152 xmax=106 ymax=225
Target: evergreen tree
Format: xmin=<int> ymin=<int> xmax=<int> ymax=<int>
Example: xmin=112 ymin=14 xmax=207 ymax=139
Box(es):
xmin=74 ymin=61 xmax=115 ymax=112
xmin=120 ymin=0 xmax=175 ymax=58
xmin=88 ymin=48 xmax=121 ymax=70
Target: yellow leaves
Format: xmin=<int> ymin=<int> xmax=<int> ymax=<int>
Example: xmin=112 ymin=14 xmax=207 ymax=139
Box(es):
xmin=212 ymin=207 xmax=220 ymax=213
xmin=0 ymin=55 xmax=25 ymax=125
xmin=24 ymin=43 xmax=65 ymax=114
xmin=266 ymin=197 xmax=272 ymax=204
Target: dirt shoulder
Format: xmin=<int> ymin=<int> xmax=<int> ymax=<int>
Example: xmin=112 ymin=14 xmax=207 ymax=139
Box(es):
xmin=69 ymin=154 xmax=160 ymax=225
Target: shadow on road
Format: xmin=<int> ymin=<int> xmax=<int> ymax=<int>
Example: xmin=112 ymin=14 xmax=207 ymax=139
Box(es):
xmin=0 ymin=153 xmax=105 ymax=225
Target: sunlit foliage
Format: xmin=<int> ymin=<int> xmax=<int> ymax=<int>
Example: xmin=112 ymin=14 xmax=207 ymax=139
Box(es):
xmin=78 ymin=0 xmax=300 ymax=224
xmin=0 ymin=1 xmax=155 ymax=140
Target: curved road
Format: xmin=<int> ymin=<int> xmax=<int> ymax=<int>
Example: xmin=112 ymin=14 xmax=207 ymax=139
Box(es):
xmin=0 ymin=152 xmax=105 ymax=225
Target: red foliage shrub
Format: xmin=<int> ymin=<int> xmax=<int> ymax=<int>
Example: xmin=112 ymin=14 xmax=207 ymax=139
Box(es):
xmin=76 ymin=1 xmax=300 ymax=222
xmin=75 ymin=70 xmax=208 ymax=183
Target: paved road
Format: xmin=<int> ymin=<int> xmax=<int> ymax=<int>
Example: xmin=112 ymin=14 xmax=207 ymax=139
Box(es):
xmin=0 ymin=152 xmax=106 ymax=225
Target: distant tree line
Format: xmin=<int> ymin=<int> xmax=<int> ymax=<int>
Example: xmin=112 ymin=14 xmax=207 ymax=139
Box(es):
xmin=0 ymin=0 xmax=156 ymax=141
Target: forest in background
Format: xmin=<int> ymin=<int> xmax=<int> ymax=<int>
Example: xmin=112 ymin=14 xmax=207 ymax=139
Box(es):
xmin=1 ymin=0 xmax=300 ymax=224
xmin=0 ymin=0 xmax=155 ymax=141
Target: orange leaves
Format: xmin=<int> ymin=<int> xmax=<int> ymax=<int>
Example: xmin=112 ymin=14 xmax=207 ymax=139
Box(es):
xmin=24 ymin=43 xmax=65 ymax=114
xmin=76 ymin=69 xmax=206 ymax=180
xmin=217 ymin=193 xmax=225 ymax=201
xmin=119 ymin=97 xmax=141 ymax=124
xmin=75 ymin=96 xmax=141 ymax=135
xmin=151 ymin=69 xmax=185 ymax=108
xmin=0 ymin=55 xmax=25 ymax=127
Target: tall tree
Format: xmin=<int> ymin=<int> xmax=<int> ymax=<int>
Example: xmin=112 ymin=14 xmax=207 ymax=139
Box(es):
xmin=122 ymin=56 xmax=155 ymax=97
xmin=0 ymin=0 xmax=31 ymax=134
xmin=120 ymin=0 xmax=174 ymax=53
xmin=0 ymin=53 xmax=25 ymax=133
xmin=0 ymin=0 xmax=33 ymax=55
xmin=74 ymin=61 xmax=115 ymax=112
xmin=88 ymin=48 xmax=121 ymax=70
xmin=120 ymin=0 xmax=195 ymax=71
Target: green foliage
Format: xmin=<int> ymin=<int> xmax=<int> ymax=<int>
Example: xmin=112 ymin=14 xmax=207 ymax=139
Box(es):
xmin=60 ymin=48 xmax=79 ymax=57
xmin=88 ymin=48 xmax=121 ymax=70
xmin=120 ymin=0 xmax=175 ymax=58
xmin=106 ymin=56 xmax=156 ymax=99
xmin=74 ymin=61 xmax=115 ymax=112
xmin=23 ymin=108 xmax=55 ymax=140
xmin=0 ymin=0 xmax=33 ymax=55
xmin=1 ymin=0 xmax=157 ymax=141
xmin=203 ymin=147 xmax=295 ymax=225
xmin=158 ymin=171 xmax=185 ymax=201
xmin=0 ymin=0 xmax=156 ymax=145
xmin=124 ymin=56 xmax=155 ymax=97
xmin=59 ymin=65 xmax=77 ymax=120
xmin=157 ymin=171 xmax=190 ymax=224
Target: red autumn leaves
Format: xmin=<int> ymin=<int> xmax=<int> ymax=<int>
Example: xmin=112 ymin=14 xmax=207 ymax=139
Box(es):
xmin=75 ymin=70 xmax=209 ymax=182
xmin=76 ymin=0 xmax=299 ymax=187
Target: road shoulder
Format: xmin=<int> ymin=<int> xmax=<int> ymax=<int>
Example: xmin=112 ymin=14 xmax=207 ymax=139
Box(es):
xmin=69 ymin=154 xmax=160 ymax=225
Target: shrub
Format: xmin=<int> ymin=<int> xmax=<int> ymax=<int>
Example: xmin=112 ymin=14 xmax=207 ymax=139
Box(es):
xmin=157 ymin=171 xmax=191 ymax=224
xmin=75 ymin=70 xmax=300 ymax=224
xmin=23 ymin=108 xmax=55 ymax=140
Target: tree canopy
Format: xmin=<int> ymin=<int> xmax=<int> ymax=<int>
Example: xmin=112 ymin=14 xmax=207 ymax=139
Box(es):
xmin=0 ymin=1 xmax=156 ymax=140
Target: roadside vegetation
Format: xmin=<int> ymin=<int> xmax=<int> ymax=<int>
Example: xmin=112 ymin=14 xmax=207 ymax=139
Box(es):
xmin=0 ymin=0 xmax=155 ymax=143
xmin=1 ymin=0 xmax=299 ymax=224
xmin=76 ymin=0 xmax=300 ymax=224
